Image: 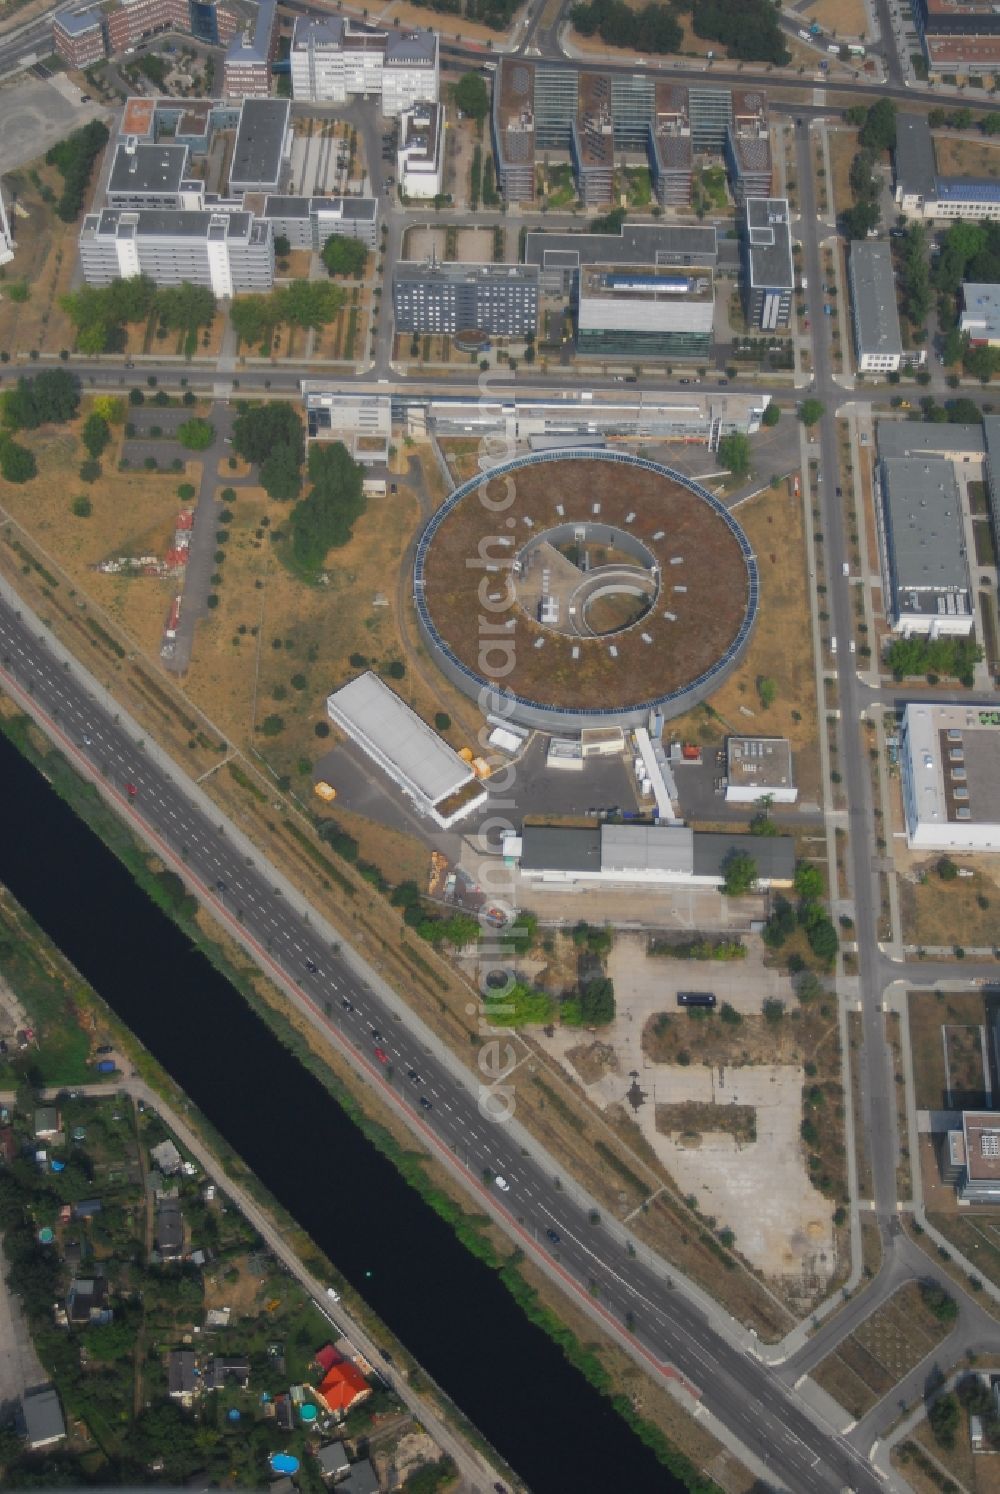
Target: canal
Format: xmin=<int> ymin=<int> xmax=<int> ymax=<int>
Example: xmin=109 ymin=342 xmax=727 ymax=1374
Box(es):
xmin=0 ymin=728 xmax=685 ymax=1493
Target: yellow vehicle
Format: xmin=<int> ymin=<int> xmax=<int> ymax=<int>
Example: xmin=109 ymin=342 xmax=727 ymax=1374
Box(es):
xmin=314 ymin=780 xmax=337 ymax=802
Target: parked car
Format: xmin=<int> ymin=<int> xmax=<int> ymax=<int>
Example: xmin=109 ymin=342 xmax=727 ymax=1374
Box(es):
xmin=495 ymin=1176 xmax=510 ymax=1192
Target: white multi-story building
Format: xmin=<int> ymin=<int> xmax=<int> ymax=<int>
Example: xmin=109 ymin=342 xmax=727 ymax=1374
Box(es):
xmin=79 ymin=209 xmax=274 ymax=296
xmin=397 ymin=102 xmax=443 ymax=199
xmin=849 ymin=240 xmax=903 ymax=373
xmin=901 ymin=703 xmax=1000 ymax=850
xmin=289 ymin=15 xmax=438 ymax=113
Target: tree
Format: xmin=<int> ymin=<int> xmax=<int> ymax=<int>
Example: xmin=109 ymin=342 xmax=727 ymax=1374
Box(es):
xmin=718 ymin=431 xmax=750 ymax=476
xmin=274 ymin=233 xmax=291 ymax=257
xmin=289 ymin=440 xmax=366 ymax=572
xmin=484 ymin=982 xmax=554 ymax=1027
xmin=92 ymin=395 xmax=126 ymax=424
xmin=232 ymin=402 xmax=303 ymax=467
xmin=937 ymin=857 xmax=959 ymax=881
xmin=71 ymin=494 xmax=92 ymax=516
xmin=155 ymin=281 xmax=216 ymax=338
xmin=46 ymin=118 xmax=109 ymax=221
xmin=798 ymin=398 xmax=824 ymax=427
xmin=756 ymin=676 xmax=776 ymax=709
xmin=79 ymin=458 xmax=101 ymax=482
xmin=260 ymin=444 xmax=302 ymax=501
xmin=794 ymin=863 xmax=825 ymax=900
xmin=260 ymin=714 xmax=285 ymax=736
xmin=928 ymin=1392 xmax=961 ymax=1449
xmin=82 ymin=411 xmax=110 ymax=458
xmin=177 ymin=417 xmax=214 ymax=450
xmin=321 ymin=235 xmax=368 ymax=278
xmin=761 ymin=403 xmax=781 ymax=427
xmin=0 ymin=438 xmax=36 ymax=483
xmin=858 ymin=99 xmax=897 ymax=152
xmin=721 ymin=850 xmax=757 ymax=896
xmin=280 ymin=279 xmax=344 ymax=330
xmin=562 ymin=976 xmax=616 ymax=1026
xmin=2 ymin=368 xmax=79 ymax=431
xmin=920 ymin=1281 xmax=958 ymax=1322
xmin=230 ymin=293 xmax=282 ymax=347
xmin=454 ymin=71 xmax=489 ymax=122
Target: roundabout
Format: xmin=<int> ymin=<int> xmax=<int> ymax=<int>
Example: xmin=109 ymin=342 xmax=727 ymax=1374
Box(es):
xmin=414 ymin=450 xmax=759 ymax=731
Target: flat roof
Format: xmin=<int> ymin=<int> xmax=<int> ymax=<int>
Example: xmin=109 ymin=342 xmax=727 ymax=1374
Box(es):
xmin=881 ymin=455 xmax=970 ymax=605
xmin=121 ymin=96 xmax=156 ymax=136
xmin=602 ymin=823 xmax=693 ymax=873
xmin=928 ymin=34 xmax=1000 ymax=62
xmin=88 ymin=208 xmax=252 ymax=239
xmin=225 ymin=0 xmax=275 ymax=65
xmin=525 ymin=223 xmax=717 ymax=270
xmin=326 ymin=672 xmax=473 ymax=807
xmin=895 ymin=113 xmax=937 ymax=201
xmin=56 ymin=8 xmax=102 ymax=35
xmin=876 ymin=420 xmax=984 ymax=459
xmin=691 ymin=831 xmax=795 ymax=881
xmin=903 ymin=703 xmax=1000 ymax=829
xmin=520 ymin=825 xmax=601 ymax=872
xmin=745 ymin=197 xmax=793 ymax=291
xmin=109 ymin=141 xmax=188 ymax=197
xmin=961 ymin=281 xmax=1000 ymax=339
xmin=850 ymin=240 xmax=903 ymax=358
xmin=394 ymin=260 xmax=538 ymax=287
xmin=726 ymin=736 xmax=794 ymax=789
xmin=964 ymin=1112 xmax=1000 ymax=1180
xmin=230 ymin=97 xmax=289 ymax=188
xmin=263 ymin=195 xmax=377 ymax=220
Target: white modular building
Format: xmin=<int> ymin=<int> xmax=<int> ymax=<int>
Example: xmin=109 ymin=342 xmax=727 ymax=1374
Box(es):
xmin=290 ymin=15 xmax=438 ymax=114
xmin=901 ymin=703 xmax=1000 ymax=851
xmin=326 ymin=671 xmax=486 ymax=828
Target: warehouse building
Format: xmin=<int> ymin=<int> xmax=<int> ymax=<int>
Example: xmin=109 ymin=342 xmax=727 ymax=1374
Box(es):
xmin=877 ymin=456 xmax=973 ymax=635
xmin=393 ymin=261 xmax=539 ymax=337
xmin=396 ymin=102 xmax=443 ymax=200
xmin=725 ymin=736 xmax=797 ymax=804
xmin=575 ymin=264 xmax=714 ymax=361
xmin=326 ymin=672 xmax=486 ymax=828
xmin=78 ymin=209 xmax=274 ymax=296
xmin=289 ymin=15 xmax=438 ymax=113
xmin=849 ymin=240 xmax=904 ymax=373
xmin=503 ymin=822 xmax=795 ymax=888
xmin=901 ymin=703 xmax=1000 ymax=849
xmin=742 ymin=197 xmax=793 ymax=330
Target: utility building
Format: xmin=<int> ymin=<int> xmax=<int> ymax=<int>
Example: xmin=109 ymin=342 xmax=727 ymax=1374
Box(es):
xmin=725 ymin=737 xmax=797 ymax=804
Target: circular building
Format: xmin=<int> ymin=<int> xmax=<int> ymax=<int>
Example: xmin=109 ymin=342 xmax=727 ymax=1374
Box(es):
xmin=414 ymin=450 xmax=758 ymax=732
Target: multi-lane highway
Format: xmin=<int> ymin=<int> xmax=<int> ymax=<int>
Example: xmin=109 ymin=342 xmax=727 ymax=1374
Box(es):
xmin=0 ymin=584 xmax=886 ymax=1493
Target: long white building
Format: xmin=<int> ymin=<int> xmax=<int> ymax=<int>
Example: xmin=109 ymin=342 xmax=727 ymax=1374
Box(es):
xmin=901 ymin=703 xmax=1000 ymax=850
xmin=397 ymin=102 xmax=443 ymax=199
xmin=290 ymin=15 xmax=438 ymax=113
xmin=79 ymin=209 xmax=274 ymax=296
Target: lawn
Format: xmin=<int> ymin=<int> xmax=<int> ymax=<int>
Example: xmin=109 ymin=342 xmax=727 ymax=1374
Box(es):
xmin=828 ymin=128 xmax=861 ymax=218
xmin=813 ymin=1282 xmax=954 ymax=1420
xmin=900 ymin=864 xmax=1000 ymax=950
xmin=935 ymin=135 xmax=1000 ymax=180
xmin=908 ymin=989 xmax=991 ymax=1110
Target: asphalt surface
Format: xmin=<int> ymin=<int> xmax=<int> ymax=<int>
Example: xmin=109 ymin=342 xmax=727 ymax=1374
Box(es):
xmin=0 ymin=587 xmax=886 ymax=1494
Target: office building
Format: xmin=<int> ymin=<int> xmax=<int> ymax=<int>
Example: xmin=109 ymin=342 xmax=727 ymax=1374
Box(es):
xmin=742 ymin=197 xmax=794 ymax=330
xmin=301 ymin=385 xmax=391 ymax=464
xmin=571 ymin=72 xmax=615 ymax=206
xmin=79 ymin=208 xmax=274 ymax=295
xmin=946 ymin=1113 xmax=1000 ymax=1202
xmin=223 ymin=0 xmax=276 ymax=98
xmin=397 ymin=102 xmax=443 ymax=200
xmin=895 ymin=112 xmax=1000 ymax=220
xmin=648 ymin=82 xmax=693 ymax=207
xmin=228 ymin=97 xmax=290 ymax=192
xmin=960 ymin=282 xmax=1000 ymax=344
xmin=106 ymin=139 xmax=205 ymax=211
xmin=526 ymin=222 xmax=717 ymax=293
xmin=393 ymin=261 xmax=538 ymax=337
xmin=289 ymin=16 xmax=438 ymax=114
xmin=725 ymin=737 xmax=797 ymax=804
xmin=849 ymin=240 xmax=904 ymax=372
xmin=576 ymin=264 xmax=714 ymax=360
xmin=105 ymin=0 xmax=237 ymax=52
xmin=724 ymin=92 xmax=772 ymax=207
xmin=52 ymin=7 xmax=105 ymax=66
xmin=877 ymin=456 xmax=972 ymax=635
xmin=262 ymin=195 xmax=377 ymax=251
xmin=914 ymin=0 xmax=1000 ymax=75
xmin=901 ymin=703 xmax=1000 ymax=850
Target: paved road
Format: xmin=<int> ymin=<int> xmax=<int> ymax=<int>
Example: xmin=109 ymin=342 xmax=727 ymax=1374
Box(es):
xmin=0 ymin=581 xmax=887 ymax=1493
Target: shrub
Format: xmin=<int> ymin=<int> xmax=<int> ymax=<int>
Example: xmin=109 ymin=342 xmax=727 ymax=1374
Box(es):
xmin=79 ymin=458 xmax=101 ymax=482
xmin=71 ymin=495 xmax=92 ymax=517
xmin=177 ymin=416 xmax=214 ymax=450
xmin=260 ymin=714 xmax=285 ymax=736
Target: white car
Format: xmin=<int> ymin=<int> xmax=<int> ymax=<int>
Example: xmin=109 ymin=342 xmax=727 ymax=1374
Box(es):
xmin=326 ymin=1286 xmax=341 ymax=1302
xmin=495 ymin=1176 xmax=510 ymax=1192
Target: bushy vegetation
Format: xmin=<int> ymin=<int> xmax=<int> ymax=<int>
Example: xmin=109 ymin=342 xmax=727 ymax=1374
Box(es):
xmin=289 ymin=440 xmax=366 ymax=574
xmin=454 ymin=71 xmax=489 ymax=122
xmin=649 ymin=936 xmax=747 ymax=960
xmin=321 ymin=235 xmax=368 ymax=278
xmin=2 ymin=367 xmax=79 ymax=431
xmin=721 ymin=849 xmax=757 ymax=896
xmin=692 ymin=0 xmax=789 ymax=62
xmin=390 ymin=880 xmax=481 ymax=949
xmin=232 ymin=402 xmax=304 ymax=502
xmin=484 ymin=982 xmax=555 ymax=1027
xmin=886 ymin=634 xmax=983 ymax=687
xmin=561 ymin=976 xmax=615 ymax=1026
xmin=764 ymin=864 xmax=838 ymax=968
xmin=61 ymin=277 xmax=215 ymax=355
xmin=230 ymin=282 xmax=344 ymax=349
xmin=177 ymin=417 xmax=214 ymax=451
xmin=46 ymin=119 xmax=109 ymax=221
xmin=570 ymin=0 xmax=681 ymax=53
xmin=0 ymin=436 xmax=37 ymax=483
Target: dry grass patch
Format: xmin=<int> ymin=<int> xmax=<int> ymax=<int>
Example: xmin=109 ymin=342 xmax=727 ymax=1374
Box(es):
xmin=828 ymin=128 xmax=860 ymax=217
xmin=802 ymin=0 xmax=868 ymax=33
xmin=908 ymin=988 xmax=991 ymax=1110
xmin=936 ymin=135 xmax=1000 ymax=179
xmin=655 ymin=1101 xmax=757 ymax=1145
xmin=667 ymin=481 xmax=820 ymax=802
xmin=900 ymin=861 xmax=1000 ymax=950
xmin=0 ymin=159 xmax=79 ymax=356
xmin=813 ymin=1282 xmax=953 ymax=1420
xmin=566 ymin=1039 xmax=617 ymax=1085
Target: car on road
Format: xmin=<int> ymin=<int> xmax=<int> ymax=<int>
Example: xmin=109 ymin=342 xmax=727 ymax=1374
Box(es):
xmin=216 ymin=879 xmax=227 ymax=892
xmin=842 ymin=562 xmax=850 ymax=577
xmin=82 ymin=734 xmax=92 ymax=746
xmin=326 ymin=1286 xmax=341 ymax=1302
xmin=125 ymin=782 xmax=137 ymax=797
xmin=374 ymin=1047 xmax=389 ymax=1064
xmin=495 ymin=1176 xmax=510 ymax=1191
xmin=546 ymin=1228 xmax=561 ymax=1244
xmin=835 ymin=485 xmax=842 ymax=497
xmin=341 ymin=998 xmax=354 ymax=1011
xmin=407 ymin=1068 xmax=422 ymax=1082
xmin=419 ymin=1096 xmax=433 ymax=1109
xmin=849 ymin=639 xmax=856 ymax=654
xmin=305 ymin=959 xmax=318 ymax=973
xmin=369 ymin=1028 xmax=382 ymax=1041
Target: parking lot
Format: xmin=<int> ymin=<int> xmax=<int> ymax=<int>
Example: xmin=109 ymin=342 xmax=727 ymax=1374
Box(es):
xmin=0 ymin=76 xmax=107 ymax=175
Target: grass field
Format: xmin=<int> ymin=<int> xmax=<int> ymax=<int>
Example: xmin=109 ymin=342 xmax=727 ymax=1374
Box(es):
xmin=802 ymin=0 xmax=868 ymax=34
xmin=668 ymin=480 xmax=820 ymax=803
xmin=936 ymin=135 xmax=1000 ymax=179
xmin=901 ymin=864 xmax=1000 ymax=950
xmin=813 ymin=1282 xmax=954 ymax=1420
xmin=908 ymin=988 xmax=991 ymax=1111
xmin=828 ymin=128 xmax=860 ymax=217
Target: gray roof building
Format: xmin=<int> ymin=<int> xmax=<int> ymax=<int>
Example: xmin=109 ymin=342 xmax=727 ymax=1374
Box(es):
xmin=316 ymin=1442 xmax=350 ymax=1481
xmin=525 ymin=223 xmax=717 ymax=270
xmin=742 ymin=197 xmax=793 ymax=331
xmin=156 ymin=1199 xmax=185 ymax=1260
xmin=168 ymin=1349 xmax=197 ymax=1400
xmin=876 ymin=420 xmax=984 ymax=459
xmin=33 ymin=1106 xmax=59 ymax=1138
xmin=690 ymin=831 xmax=795 ymax=883
xmin=108 ymin=141 xmax=189 ymax=203
xmin=879 ymin=456 xmax=973 ymax=631
xmin=894 ymin=113 xmax=938 ymax=209
xmin=512 ymin=823 xmax=795 ymax=886
xmin=225 ymin=0 xmax=275 ymax=67
xmin=21 ymin=1388 xmax=66 ymax=1450
xmin=849 ymin=240 xmax=903 ymax=371
xmin=229 ymin=97 xmax=290 ymax=191
xmin=519 ymin=825 xmax=601 ymax=873
xmin=339 ymin=1462 xmax=380 ymax=1494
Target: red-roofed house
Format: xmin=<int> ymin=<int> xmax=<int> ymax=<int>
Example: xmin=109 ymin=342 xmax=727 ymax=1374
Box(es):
xmin=317 ymin=1361 xmax=370 ymax=1416
xmin=314 ymin=1343 xmax=340 ymax=1376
